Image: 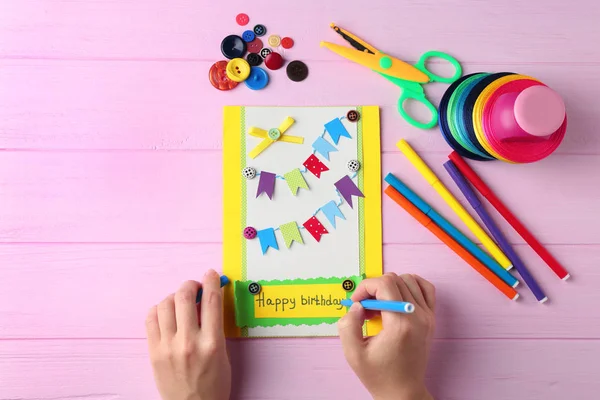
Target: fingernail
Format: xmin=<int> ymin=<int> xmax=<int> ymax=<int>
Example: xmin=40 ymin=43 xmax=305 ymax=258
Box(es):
xmin=205 ymin=268 xmax=218 ymax=277
xmin=349 ymin=302 xmax=362 ymax=312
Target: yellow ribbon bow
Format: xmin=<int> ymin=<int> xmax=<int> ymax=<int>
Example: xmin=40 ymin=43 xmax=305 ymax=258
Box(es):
xmin=248 ymin=117 xmax=304 ymax=159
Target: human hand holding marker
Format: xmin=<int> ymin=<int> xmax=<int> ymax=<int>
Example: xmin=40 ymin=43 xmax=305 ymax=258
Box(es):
xmin=338 ymin=273 xmax=436 ymax=400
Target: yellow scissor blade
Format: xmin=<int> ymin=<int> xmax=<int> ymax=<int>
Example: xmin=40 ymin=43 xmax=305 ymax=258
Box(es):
xmin=320 ymin=41 xmax=430 ymax=84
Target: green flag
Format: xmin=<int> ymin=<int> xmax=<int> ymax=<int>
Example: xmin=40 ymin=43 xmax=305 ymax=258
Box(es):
xmin=279 ymin=221 xmax=304 ymax=248
xmin=283 ymin=168 xmax=309 ymax=195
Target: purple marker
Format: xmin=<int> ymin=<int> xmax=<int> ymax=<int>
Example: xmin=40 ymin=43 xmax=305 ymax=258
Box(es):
xmin=443 ymin=160 xmax=547 ymax=303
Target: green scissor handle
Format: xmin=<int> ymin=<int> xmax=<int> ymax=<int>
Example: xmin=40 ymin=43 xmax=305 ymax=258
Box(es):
xmin=398 ymin=88 xmax=439 ymax=130
xmin=415 ymin=50 xmax=463 ymax=84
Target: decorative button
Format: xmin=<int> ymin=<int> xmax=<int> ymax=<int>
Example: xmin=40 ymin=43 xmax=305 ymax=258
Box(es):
xmin=264 ymin=52 xmax=284 ymax=70
xmin=247 ymin=52 xmax=263 ymax=67
xmin=248 ymin=282 xmax=261 ymax=295
xmin=226 ymin=58 xmax=251 ymax=82
xmin=209 ymin=60 xmax=239 ymax=91
xmin=220 ymin=35 xmax=247 ymax=60
xmin=342 ymin=279 xmax=355 ymax=292
xmin=242 ymin=166 xmax=256 ymax=179
xmin=260 ymin=48 xmax=272 ymax=58
xmin=247 ymin=38 xmax=263 ymax=53
xmin=286 ymin=60 xmax=309 ymax=82
xmin=236 ymin=13 xmax=250 ymax=26
xmin=253 ymin=24 xmax=267 ymax=37
xmin=243 ymin=226 xmax=257 ymax=239
xmin=268 ymin=128 xmax=281 ymax=140
xmin=242 ymin=30 xmax=255 ymax=42
xmin=281 ymin=37 xmax=294 ymax=49
xmin=268 ymin=35 xmax=281 ymax=47
xmin=346 ymin=110 xmax=360 ymax=122
xmin=245 ymin=67 xmax=269 ymax=90
xmin=347 ymin=159 xmax=361 ymax=172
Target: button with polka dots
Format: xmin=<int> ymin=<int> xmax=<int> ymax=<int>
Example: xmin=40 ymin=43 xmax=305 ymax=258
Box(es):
xmin=245 ymin=67 xmax=269 ymax=90
xmin=243 ymin=226 xmax=257 ymax=239
xmin=264 ymin=52 xmax=284 ymax=70
xmin=253 ymin=24 xmax=267 ymax=37
xmin=281 ymin=37 xmax=294 ymax=49
xmin=220 ymin=35 xmax=247 ymax=60
xmin=286 ymin=60 xmax=309 ymax=82
xmin=260 ymin=48 xmax=272 ymax=58
xmin=268 ymin=35 xmax=281 ymax=47
xmin=347 ymin=159 xmax=361 ymax=172
xmin=236 ymin=13 xmax=250 ymax=26
xmin=248 ymin=282 xmax=261 ymax=295
xmin=342 ymin=279 xmax=355 ymax=292
xmin=242 ymin=30 xmax=255 ymax=42
xmin=226 ymin=58 xmax=251 ymax=82
xmin=347 ymin=110 xmax=360 ymax=122
xmin=242 ymin=166 xmax=256 ymax=179
xmin=268 ymin=128 xmax=281 ymax=140
xmin=246 ymin=52 xmax=263 ymax=67
xmin=247 ymin=38 xmax=263 ymax=54
xmin=208 ymin=60 xmax=239 ymax=91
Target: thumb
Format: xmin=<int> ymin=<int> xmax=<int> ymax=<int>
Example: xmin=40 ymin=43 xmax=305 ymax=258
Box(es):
xmin=338 ymin=303 xmax=366 ymax=365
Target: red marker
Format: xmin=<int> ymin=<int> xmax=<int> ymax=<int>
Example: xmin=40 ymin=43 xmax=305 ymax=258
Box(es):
xmin=448 ymin=151 xmax=570 ymax=280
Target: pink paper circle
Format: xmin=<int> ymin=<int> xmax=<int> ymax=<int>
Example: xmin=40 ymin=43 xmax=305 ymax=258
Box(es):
xmin=514 ymin=85 xmax=566 ymax=137
xmin=482 ymin=79 xmax=566 ymax=163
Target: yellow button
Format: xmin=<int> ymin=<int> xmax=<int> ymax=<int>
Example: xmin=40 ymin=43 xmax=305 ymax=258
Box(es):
xmin=267 ymin=35 xmax=281 ymax=47
xmin=226 ymin=58 xmax=251 ymax=82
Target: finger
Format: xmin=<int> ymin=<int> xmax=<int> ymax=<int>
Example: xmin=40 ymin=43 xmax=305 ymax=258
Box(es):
xmin=338 ymin=302 xmax=366 ymax=367
xmin=351 ymin=274 xmax=403 ymax=302
xmin=175 ymin=280 xmax=201 ymax=336
xmin=393 ymin=275 xmax=415 ymax=304
xmin=400 ymin=274 xmax=426 ymax=309
xmin=157 ymin=294 xmax=177 ymax=338
xmin=145 ymin=305 xmax=161 ymax=345
xmin=414 ymin=275 xmax=436 ymax=311
xmin=200 ymin=269 xmax=224 ymax=340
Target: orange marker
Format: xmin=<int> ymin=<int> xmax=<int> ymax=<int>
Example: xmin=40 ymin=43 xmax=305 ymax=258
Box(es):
xmin=384 ymin=185 xmax=519 ymax=301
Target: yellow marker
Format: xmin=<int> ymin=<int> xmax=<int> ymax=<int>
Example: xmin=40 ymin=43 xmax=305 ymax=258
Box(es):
xmin=396 ymin=139 xmax=512 ymax=270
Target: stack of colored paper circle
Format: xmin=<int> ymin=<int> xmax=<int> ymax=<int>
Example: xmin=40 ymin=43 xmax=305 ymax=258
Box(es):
xmin=438 ymin=72 xmax=567 ymax=163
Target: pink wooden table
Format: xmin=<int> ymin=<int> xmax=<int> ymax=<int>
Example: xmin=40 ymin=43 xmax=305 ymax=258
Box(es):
xmin=1 ymin=0 xmax=599 ymax=398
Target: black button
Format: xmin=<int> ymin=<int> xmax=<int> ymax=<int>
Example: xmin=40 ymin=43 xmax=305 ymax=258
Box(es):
xmin=248 ymin=282 xmax=261 ymax=295
xmin=247 ymin=52 xmax=263 ymax=67
xmin=342 ymin=279 xmax=355 ymax=292
xmin=286 ymin=60 xmax=309 ymax=82
xmin=220 ymin=35 xmax=247 ymax=60
xmin=253 ymin=24 xmax=267 ymax=37
xmin=260 ymin=48 xmax=272 ymax=59
xmin=347 ymin=110 xmax=360 ymax=122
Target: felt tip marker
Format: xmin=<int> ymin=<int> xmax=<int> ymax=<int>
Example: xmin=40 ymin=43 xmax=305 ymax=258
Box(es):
xmin=341 ymin=299 xmax=415 ymax=313
xmin=196 ymin=275 xmax=230 ymax=303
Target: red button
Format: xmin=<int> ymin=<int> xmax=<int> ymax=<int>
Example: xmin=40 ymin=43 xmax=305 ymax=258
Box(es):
xmin=281 ymin=37 xmax=294 ymax=49
xmin=209 ymin=61 xmax=239 ymax=91
xmin=236 ymin=13 xmax=249 ymax=26
xmin=246 ymin=38 xmax=263 ymax=53
xmin=264 ymin=52 xmax=284 ymax=70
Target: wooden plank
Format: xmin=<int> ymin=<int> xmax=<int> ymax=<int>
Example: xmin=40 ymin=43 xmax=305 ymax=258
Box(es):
xmin=0 ymin=243 xmax=595 ymax=339
xmin=0 ymin=338 xmax=598 ymax=399
xmin=0 ymin=60 xmax=596 ymax=153
xmin=1 ymin=0 xmax=598 ymax=63
xmin=0 ymin=152 xmax=597 ymax=244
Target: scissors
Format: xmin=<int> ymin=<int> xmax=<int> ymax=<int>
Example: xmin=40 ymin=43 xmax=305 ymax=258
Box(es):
xmin=321 ymin=24 xmax=462 ymax=129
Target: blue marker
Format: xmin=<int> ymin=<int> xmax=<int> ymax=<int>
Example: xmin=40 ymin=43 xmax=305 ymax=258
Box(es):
xmin=341 ymin=299 xmax=415 ymax=314
xmin=196 ymin=275 xmax=230 ymax=303
xmin=384 ymin=173 xmax=519 ymax=289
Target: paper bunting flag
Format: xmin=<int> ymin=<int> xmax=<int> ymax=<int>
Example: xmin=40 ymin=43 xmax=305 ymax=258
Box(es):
xmin=324 ymin=118 xmax=351 ymax=145
xmin=312 ymin=136 xmax=338 ymax=161
xmin=257 ymin=228 xmax=279 ymax=254
xmin=320 ymin=200 xmax=345 ymax=228
xmin=279 ymin=221 xmax=304 ymax=248
xmin=303 ymin=216 xmax=328 ymax=242
xmin=334 ymin=175 xmax=365 ymax=209
xmin=256 ymin=171 xmax=276 ymax=199
xmin=283 ymin=168 xmax=309 ymax=195
xmin=303 ymin=154 xmax=329 ymax=178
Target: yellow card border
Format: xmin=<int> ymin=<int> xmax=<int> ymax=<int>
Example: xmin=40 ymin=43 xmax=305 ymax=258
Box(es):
xmin=223 ymin=106 xmax=382 ymax=337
